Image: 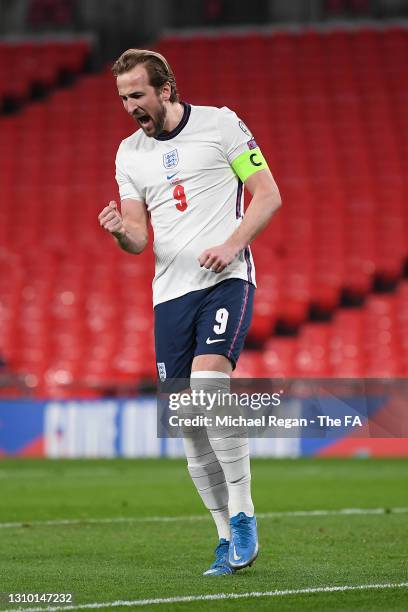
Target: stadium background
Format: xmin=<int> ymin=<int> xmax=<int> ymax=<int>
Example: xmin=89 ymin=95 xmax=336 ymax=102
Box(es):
xmin=1 ymin=0 xmax=408 ymax=459
xmin=1 ymin=3 xmax=408 ymax=612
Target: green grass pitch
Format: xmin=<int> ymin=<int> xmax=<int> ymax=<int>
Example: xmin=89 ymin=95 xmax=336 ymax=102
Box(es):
xmin=0 ymin=458 xmax=407 ymax=611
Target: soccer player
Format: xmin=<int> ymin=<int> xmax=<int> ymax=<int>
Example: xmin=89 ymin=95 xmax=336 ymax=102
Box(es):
xmin=98 ymin=49 xmax=281 ymax=576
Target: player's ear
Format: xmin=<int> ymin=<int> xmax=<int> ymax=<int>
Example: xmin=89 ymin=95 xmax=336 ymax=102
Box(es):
xmin=161 ymin=82 xmax=171 ymax=101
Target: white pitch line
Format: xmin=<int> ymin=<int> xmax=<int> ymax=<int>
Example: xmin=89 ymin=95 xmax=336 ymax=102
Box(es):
xmin=0 ymin=507 xmax=407 ymax=530
xmin=1 ymin=582 xmax=408 ymax=612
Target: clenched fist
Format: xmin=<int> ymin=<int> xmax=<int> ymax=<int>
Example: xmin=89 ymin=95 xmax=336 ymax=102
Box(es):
xmin=98 ymin=201 xmax=125 ymax=237
xmin=198 ymin=243 xmax=239 ymax=273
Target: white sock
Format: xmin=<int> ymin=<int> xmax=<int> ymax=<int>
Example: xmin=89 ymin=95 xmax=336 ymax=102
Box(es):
xmin=210 ymin=507 xmax=230 ymax=541
xmin=182 ymin=425 xmax=230 ymax=541
xmin=210 ymin=435 xmax=254 ymax=517
xmin=190 ymin=371 xmax=255 ymax=519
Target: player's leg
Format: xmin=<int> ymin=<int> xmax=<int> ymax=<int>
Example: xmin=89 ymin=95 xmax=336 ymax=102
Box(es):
xmin=191 ymin=279 xmax=258 ymax=571
xmin=154 ymin=292 xmax=231 ymax=572
xmin=190 ymin=361 xmax=257 ymax=571
xmin=190 ymin=360 xmax=254 ymax=519
xmin=181 ymin=412 xmax=233 ymax=576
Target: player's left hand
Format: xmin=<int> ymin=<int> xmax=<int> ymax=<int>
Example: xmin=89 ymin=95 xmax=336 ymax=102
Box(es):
xmin=198 ymin=244 xmax=239 ymax=273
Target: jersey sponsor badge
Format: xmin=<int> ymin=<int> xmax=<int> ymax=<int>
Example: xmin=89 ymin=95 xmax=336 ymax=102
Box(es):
xmin=163 ymin=149 xmax=179 ymax=169
xmin=247 ymin=138 xmax=258 ymax=150
xmin=157 ymin=362 xmax=167 ymax=382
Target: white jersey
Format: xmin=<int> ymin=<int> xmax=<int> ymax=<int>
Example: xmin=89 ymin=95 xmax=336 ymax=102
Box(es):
xmin=115 ymin=104 xmax=256 ymax=306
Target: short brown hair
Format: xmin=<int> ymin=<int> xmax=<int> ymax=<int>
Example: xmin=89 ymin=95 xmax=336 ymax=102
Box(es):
xmin=112 ymin=48 xmax=179 ymax=103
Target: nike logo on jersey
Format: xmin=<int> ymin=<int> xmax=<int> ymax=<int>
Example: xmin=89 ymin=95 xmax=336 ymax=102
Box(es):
xmin=206 ymin=337 xmax=225 ymax=344
xmin=233 ymin=546 xmax=241 ymax=561
xmin=166 ymin=172 xmax=177 ymax=180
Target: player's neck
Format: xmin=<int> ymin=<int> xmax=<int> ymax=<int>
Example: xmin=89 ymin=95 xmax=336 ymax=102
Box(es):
xmin=162 ymin=102 xmax=185 ymax=134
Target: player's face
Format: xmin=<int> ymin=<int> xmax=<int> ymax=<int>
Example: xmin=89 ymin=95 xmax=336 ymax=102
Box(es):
xmin=117 ymin=65 xmax=167 ymax=138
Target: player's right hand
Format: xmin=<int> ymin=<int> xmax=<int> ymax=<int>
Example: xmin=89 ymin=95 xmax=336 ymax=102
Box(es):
xmin=98 ymin=201 xmax=125 ymax=237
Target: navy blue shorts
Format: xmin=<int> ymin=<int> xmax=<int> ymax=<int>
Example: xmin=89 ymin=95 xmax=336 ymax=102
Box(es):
xmin=154 ymin=279 xmax=255 ymax=380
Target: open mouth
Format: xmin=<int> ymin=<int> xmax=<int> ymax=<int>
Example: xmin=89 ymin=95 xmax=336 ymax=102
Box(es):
xmin=137 ymin=114 xmax=152 ymax=128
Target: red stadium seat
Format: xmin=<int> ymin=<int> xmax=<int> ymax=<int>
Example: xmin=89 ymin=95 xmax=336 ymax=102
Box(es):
xmin=1 ymin=27 xmax=407 ymax=393
xmin=0 ymin=40 xmax=90 ymax=102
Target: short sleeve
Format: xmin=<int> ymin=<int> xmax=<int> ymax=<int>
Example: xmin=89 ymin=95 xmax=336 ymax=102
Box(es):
xmin=218 ymin=107 xmax=255 ymax=164
xmin=115 ymin=143 xmax=144 ymax=202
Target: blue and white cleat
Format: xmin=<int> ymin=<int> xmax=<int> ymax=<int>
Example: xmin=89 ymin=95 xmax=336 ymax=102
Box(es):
xmin=228 ymin=512 xmax=259 ymax=570
xmin=203 ymin=538 xmax=235 ymax=576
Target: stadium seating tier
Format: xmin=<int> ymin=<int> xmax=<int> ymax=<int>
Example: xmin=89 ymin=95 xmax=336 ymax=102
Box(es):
xmin=1 ymin=29 xmax=407 ymax=395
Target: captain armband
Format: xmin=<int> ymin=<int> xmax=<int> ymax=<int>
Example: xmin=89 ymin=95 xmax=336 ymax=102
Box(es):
xmin=231 ymin=148 xmax=269 ymax=183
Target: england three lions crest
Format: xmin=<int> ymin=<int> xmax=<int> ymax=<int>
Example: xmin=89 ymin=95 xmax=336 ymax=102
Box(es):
xmin=163 ymin=149 xmax=179 ymax=169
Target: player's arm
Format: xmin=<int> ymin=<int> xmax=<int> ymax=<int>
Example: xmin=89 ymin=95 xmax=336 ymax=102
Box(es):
xmin=199 ymin=161 xmax=281 ymax=273
xmin=225 ymin=166 xmax=281 ymax=252
xmin=98 ymin=198 xmax=149 ymax=254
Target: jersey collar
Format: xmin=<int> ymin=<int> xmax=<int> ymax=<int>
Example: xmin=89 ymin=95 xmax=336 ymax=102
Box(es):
xmin=154 ymin=102 xmax=191 ymax=141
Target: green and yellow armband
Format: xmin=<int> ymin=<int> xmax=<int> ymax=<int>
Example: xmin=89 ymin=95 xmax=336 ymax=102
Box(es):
xmin=231 ymin=148 xmax=268 ymax=182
